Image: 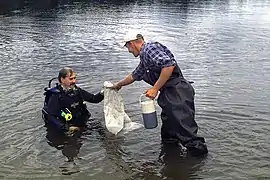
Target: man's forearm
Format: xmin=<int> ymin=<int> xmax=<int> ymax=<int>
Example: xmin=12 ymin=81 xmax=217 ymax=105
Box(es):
xmin=117 ymin=74 xmax=135 ymax=87
xmin=153 ymin=66 xmax=175 ymax=90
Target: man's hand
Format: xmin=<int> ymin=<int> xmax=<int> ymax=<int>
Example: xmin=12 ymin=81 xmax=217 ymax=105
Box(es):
xmin=110 ymin=83 xmax=122 ymax=91
xmin=107 ymin=74 xmax=135 ymax=91
xmin=66 ymin=126 xmax=80 ymax=136
xmin=100 ymin=87 xmax=105 ymax=95
xmin=144 ymin=87 xmax=158 ymax=99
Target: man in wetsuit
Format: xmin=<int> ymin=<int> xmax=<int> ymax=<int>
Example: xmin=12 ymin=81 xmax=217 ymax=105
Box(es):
xmin=43 ymin=67 xmax=104 ymax=136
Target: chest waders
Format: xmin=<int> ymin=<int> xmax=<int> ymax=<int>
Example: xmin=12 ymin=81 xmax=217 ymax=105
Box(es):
xmin=143 ymin=64 xmax=208 ymax=156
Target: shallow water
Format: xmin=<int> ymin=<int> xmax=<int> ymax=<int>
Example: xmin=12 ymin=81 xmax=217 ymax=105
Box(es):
xmin=0 ymin=0 xmax=269 ymax=179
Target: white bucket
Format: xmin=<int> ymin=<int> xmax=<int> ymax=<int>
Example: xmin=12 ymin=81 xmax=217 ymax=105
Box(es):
xmin=139 ymin=94 xmax=158 ymax=129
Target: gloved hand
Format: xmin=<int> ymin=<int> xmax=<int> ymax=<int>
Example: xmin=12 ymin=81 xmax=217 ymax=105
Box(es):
xmin=100 ymin=87 xmax=105 ymax=95
xmin=65 ymin=126 xmax=80 ymax=136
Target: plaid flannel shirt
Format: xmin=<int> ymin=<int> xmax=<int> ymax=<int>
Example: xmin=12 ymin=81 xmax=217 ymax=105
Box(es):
xmin=132 ymin=42 xmax=177 ymax=81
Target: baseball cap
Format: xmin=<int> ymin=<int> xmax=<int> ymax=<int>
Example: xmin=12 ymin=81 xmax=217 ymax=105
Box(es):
xmin=122 ymin=30 xmax=144 ymax=47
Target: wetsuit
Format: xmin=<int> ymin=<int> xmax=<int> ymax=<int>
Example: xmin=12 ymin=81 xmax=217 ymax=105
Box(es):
xmin=43 ymin=85 xmax=104 ymax=133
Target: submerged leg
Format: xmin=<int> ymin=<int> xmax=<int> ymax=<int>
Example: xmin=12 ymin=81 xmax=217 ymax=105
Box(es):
xmin=158 ymin=81 xmax=208 ymax=156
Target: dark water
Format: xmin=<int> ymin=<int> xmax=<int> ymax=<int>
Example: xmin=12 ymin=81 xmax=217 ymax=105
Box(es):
xmin=0 ymin=0 xmax=269 ymax=179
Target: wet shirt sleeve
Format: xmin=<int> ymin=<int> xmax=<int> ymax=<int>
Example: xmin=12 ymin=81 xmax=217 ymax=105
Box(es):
xmin=80 ymin=89 xmax=104 ymax=103
xmin=46 ymin=94 xmax=68 ymax=132
xmin=47 ymin=94 xmax=61 ymax=117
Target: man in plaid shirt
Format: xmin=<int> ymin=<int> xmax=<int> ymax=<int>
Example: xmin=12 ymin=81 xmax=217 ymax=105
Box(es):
xmin=111 ymin=30 xmax=208 ymax=156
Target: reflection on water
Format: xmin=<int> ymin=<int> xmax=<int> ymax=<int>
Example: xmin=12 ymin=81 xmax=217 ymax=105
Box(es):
xmin=0 ymin=0 xmax=270 ymax=179
xmin=45 ymin=119 xmax=107 ymax=175
xmin=46 ymin=126 xmax=83 ymax=163
xmin=159 ymin=143 xmax=206 ymax=180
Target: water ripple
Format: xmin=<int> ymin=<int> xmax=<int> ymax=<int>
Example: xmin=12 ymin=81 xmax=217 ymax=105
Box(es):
xmin=0 ymin=1 xmax=270 ymax=180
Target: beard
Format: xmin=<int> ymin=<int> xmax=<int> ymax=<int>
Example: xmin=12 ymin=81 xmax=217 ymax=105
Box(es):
xmin=70 ymin=83 xmax=76 ymax=88
xmin=62 ymin=83 xmax=76 ymax=91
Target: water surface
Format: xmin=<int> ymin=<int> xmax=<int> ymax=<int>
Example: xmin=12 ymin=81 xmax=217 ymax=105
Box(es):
xmin=0 ymin=0 xmax=269 ymax=179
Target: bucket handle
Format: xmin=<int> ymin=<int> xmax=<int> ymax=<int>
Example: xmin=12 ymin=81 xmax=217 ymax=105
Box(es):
xmin=139 ymin=94 xmax=144 ymax=105
xmin=139 ymin=94 xmax=153 ymax=105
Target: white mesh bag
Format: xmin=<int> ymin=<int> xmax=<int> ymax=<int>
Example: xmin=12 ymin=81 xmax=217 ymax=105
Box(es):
xmin=103 ymin=81 xmax=142 ymax=135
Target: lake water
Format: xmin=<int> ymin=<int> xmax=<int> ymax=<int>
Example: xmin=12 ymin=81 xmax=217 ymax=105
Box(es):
xmin=0 ymin=0 xmax=269 ymax=179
